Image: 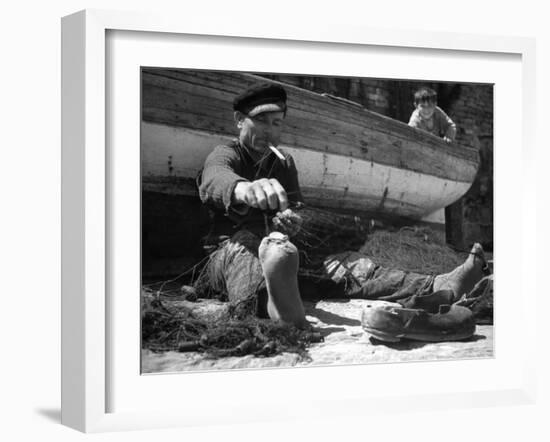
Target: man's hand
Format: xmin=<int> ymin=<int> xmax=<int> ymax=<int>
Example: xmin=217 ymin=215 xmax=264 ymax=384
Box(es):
xmin=233 ymin=178 xmax=289 ymax=211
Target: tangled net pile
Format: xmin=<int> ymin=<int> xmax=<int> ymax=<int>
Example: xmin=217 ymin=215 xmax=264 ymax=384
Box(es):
xmin=360 ymin=225 xmax=467 ymax=274
xmin=286 ymin=204 xmax=370 ymax=269
xmin=141 ymin=287 xmax=323 ymax=359
xmin=141 ymin=205 xmax=368 ymax=359
xmin=282 ymin=205 xmax=468 ymax=275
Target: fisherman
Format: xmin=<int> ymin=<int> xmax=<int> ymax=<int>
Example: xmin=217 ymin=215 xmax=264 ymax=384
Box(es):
xmin=196 ymin=82 xmax=486 ymax=330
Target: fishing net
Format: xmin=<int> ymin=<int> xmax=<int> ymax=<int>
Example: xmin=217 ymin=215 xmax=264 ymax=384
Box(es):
xmin=283 ymin=204 xmax=370 ymax=269
xmin=140 ymin=206 xmax=355 ymax=359
xmin=277 ymin=205 xmax=469 ymax=283
xmin=141 ymin=287 xmax=322 ymax=359
xmin=142 ymin=206 xmax=490 ymax=358
xmin=360 ymin=225 xmax=467 ymax=274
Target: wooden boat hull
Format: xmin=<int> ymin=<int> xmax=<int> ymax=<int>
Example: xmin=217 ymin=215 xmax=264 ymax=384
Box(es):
xmin=141 ymin=69 xmax=480 ymax=221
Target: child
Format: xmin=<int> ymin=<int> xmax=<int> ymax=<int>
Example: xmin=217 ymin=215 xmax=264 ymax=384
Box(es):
xmin=408 ymin=87 xmax=457 ymax=143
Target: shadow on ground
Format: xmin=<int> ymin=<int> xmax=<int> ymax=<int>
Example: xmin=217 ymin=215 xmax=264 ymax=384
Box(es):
xmin=318 ymin=326 xmax=347 ymax=337
xmin=369 ymin=333 xmax=487 ymax=350
xmin=35 ymin=408 xmax=61 ymax=423
xmin=308 ymin=305 xmax=361 ymax=327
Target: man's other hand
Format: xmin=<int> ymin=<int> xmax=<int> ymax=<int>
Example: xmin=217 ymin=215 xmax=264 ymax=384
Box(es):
xmin=272 ymin=208 xmax=303 ymax=237
xmin=233 ymin=178 xmax=289 ymax=211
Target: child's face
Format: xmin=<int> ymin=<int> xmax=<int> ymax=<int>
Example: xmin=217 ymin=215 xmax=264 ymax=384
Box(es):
xmin=417 ymin=100 xmax=436 ymax=119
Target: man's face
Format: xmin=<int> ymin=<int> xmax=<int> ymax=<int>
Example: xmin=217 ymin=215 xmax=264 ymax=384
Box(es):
xmin=417 ymin=100 xmax=436 ymax=119
xmin=235 ymin=111 xmax=285 ymax=156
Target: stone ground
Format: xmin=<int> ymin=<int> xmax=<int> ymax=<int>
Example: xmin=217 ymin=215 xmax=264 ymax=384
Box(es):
xmin=142 ymin=299 xmax=494 ymax=373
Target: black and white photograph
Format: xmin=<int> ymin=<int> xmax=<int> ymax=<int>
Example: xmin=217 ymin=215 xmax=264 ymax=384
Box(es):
xmin=140 ymin=68 xmax=494 ymax=373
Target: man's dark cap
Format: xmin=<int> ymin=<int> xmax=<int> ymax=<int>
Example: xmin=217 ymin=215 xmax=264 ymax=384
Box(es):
xmin=233 ymin=83 xmax=287 ymax=117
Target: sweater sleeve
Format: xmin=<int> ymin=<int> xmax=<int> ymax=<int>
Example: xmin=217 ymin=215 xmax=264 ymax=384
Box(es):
xmin=198 ymin=145 xmax=249 ymax=213
xmin=436 ymin=106 xmax=457 ymax=140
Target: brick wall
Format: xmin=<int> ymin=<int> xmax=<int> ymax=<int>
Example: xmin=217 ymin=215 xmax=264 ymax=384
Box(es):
xmin=446 ymin=86 xmax=493 ymax=249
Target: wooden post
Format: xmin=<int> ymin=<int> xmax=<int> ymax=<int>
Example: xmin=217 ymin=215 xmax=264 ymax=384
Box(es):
xmin=445 ymin=198 xmax=465 ymax=250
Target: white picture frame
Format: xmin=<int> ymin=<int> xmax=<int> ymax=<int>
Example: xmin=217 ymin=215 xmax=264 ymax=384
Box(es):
xmin=61 ymin=9 xmax=537 ymax=433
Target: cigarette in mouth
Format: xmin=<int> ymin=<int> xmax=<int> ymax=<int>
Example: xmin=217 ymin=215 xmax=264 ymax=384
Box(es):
xmin=268 ymin=143 xmax=285 ymax=161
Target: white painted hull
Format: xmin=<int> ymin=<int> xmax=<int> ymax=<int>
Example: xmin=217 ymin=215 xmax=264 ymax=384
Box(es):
xmin=142 ymin=122 xmax=471 ymax=220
